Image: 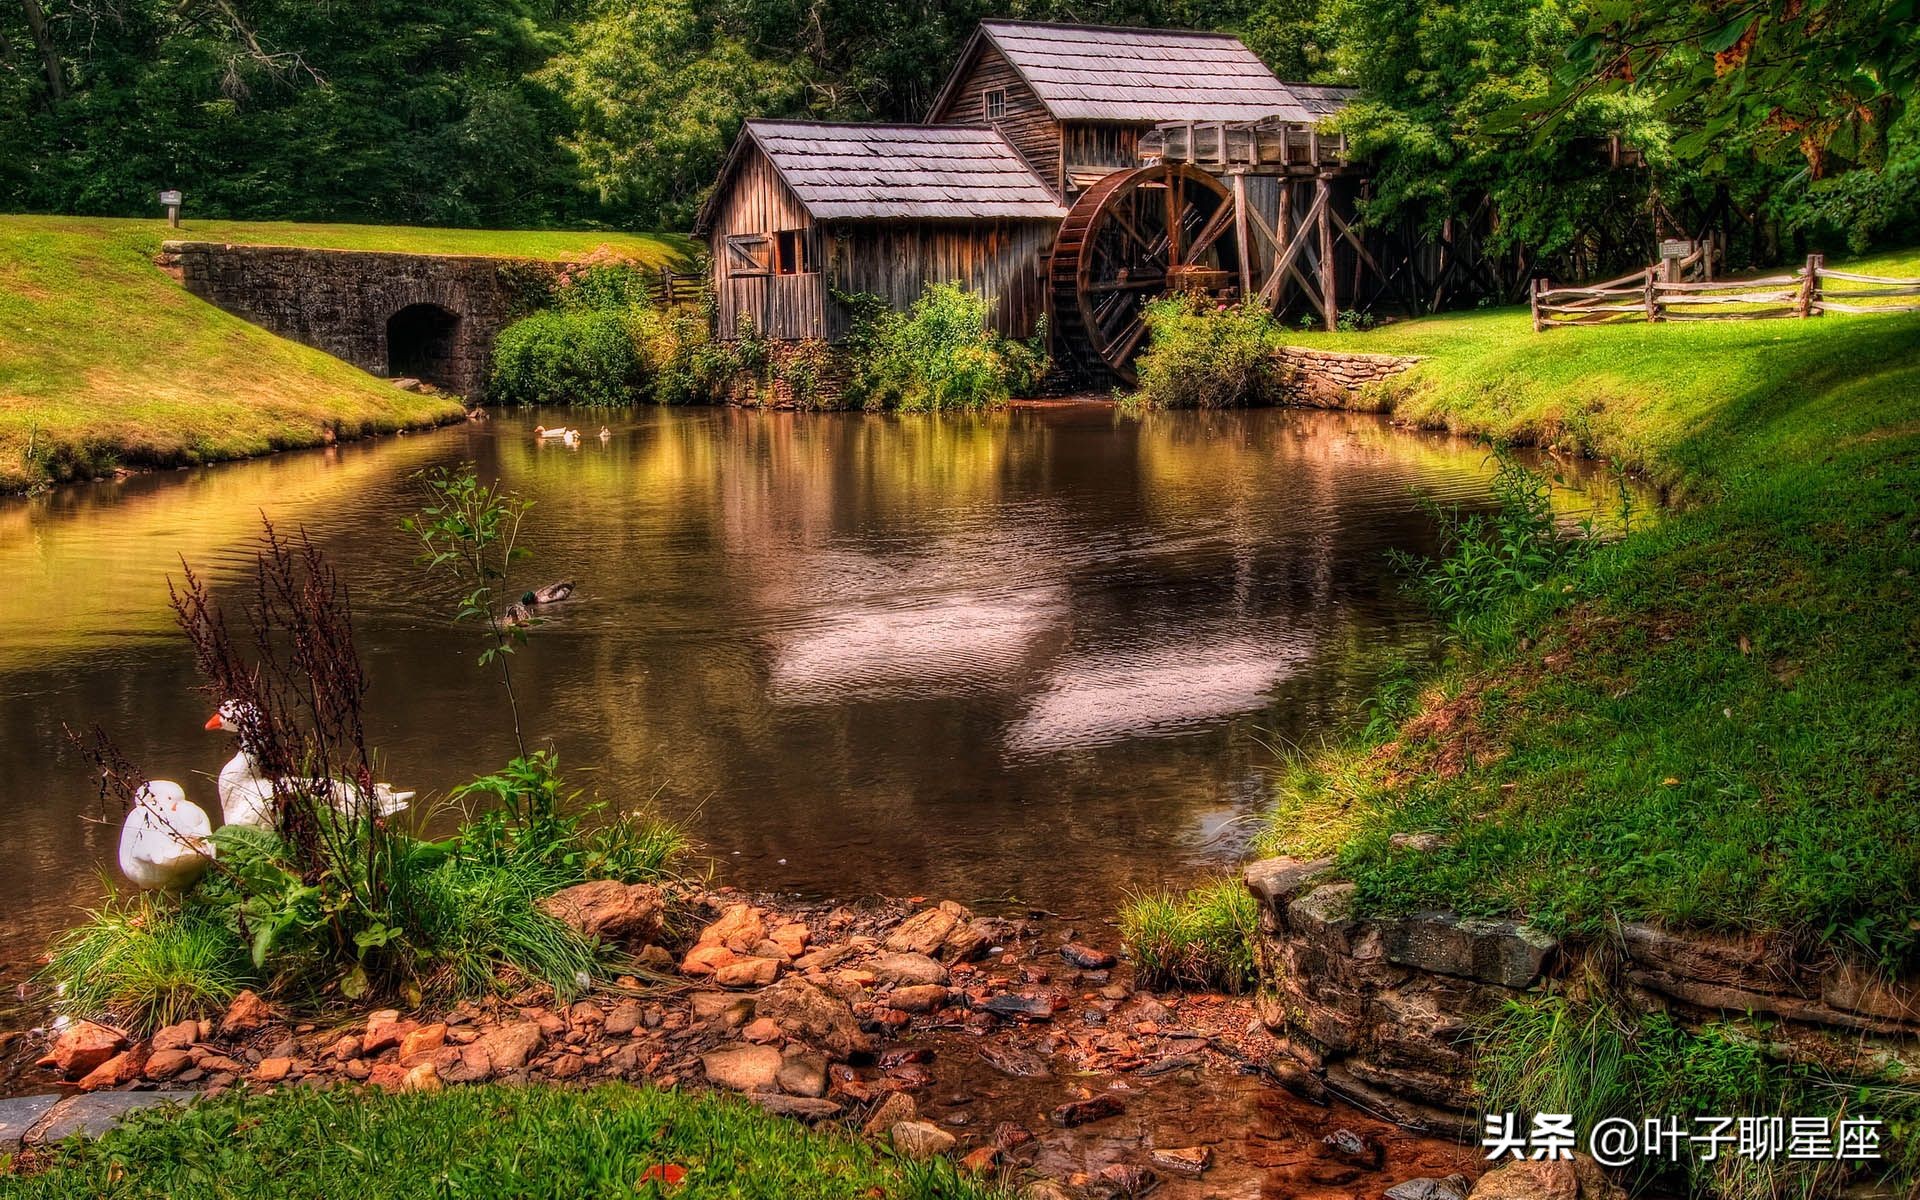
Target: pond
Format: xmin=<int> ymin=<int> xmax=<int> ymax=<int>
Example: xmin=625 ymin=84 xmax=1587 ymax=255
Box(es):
xmin=0 ymin=403 xmax=1625 ymax=975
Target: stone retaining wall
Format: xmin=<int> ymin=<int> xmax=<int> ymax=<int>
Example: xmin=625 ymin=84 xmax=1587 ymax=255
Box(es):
xmin=159 ymin=242 xmax=565 ymax=398
xmin=1246 ymin=855 xmax=1920 ymax=1136
xmin=1275 ymin=346 xmax=1424 ymax=407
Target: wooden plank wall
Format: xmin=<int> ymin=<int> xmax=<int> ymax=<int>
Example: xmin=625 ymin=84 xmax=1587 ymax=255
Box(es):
xmin=1060 ymin=123 xmax=1143 ymax=192
xmin=824 ymin=221 xmax=1056 ymax=341
xmin=707 ymin=145 xmax=828 ymax=340
xmin=930 ymin=44 xmax=1062 ymax=196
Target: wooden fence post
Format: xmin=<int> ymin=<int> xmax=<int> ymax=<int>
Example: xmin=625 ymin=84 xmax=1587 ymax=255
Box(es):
xmin=1644 ymin=271 xmax=1659 ymax=323
xmin=1530 ymin=276 xmax=1543 ymax=332
xmin=1808 ymin=253 xmax=1824 ymax=317
xmin=1795 ymin=254 xmax=1821 ymax=318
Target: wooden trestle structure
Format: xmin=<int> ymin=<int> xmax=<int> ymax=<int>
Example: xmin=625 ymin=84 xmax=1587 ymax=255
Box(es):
xmin=1050 ymin=116 xmax=1527 ymax=382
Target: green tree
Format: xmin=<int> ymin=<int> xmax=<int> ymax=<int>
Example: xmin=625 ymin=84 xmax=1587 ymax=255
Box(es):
xmin=541 ymin=0 xmax=802 ymax=229
xmin=1321 ymin=0 xmax=1671 ymax=260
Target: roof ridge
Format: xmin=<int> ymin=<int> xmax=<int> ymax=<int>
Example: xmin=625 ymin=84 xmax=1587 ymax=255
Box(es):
xmin=979 ymin=18 xmax=1246 ymax=39
xmin=746 ymin=118 xmax=1001 ymax=134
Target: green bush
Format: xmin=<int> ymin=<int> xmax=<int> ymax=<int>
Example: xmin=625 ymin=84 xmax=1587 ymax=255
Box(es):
xmin=1119 ymin=878 xmax=1257 ymax=992
xmin=1130 ymin=295 xmax=1292 ymax=409
xmin=490 ymin=308 xmax=645 ymax=408
xmin=841 ymin=282 xmax=1046 ymax=412
xmin=1386 ymin=448 xmax=1620 ymax=639
xmin=629 ymin=298 xmax=744 ymax=406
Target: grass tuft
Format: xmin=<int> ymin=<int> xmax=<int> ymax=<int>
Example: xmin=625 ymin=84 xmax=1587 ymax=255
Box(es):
xmin=1119 ymin=878 xmax=1257 ymax=993
xmin=39 ymin=892 xmax=253 ymax=1033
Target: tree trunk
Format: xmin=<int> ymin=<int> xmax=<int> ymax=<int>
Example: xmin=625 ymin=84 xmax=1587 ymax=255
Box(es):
xmin=18 ymin=0 xmax=64 ymax=101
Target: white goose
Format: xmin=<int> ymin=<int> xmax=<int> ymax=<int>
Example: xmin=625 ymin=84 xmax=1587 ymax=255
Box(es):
xmin=533 ymin=425 xmax=578 ymax=441
xmin=118 ymin=781 xmax=213 ymax=890
xmin=206 ymin=701 xmax=414 ymax=827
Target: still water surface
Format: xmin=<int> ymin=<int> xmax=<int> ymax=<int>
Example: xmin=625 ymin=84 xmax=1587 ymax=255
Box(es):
xmin=0 ymin=403 xmax=1617 ymax=967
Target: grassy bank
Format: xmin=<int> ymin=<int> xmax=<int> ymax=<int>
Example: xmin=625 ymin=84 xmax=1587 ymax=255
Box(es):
xmin=1259 ymin=252 xmax=1920 ymax=973
xmin=6 ymin=1084 xmax=999 ymax=1199
xmin=10 ymin=216 xmax=695 ymax=263
xmin=0 ymin=216 xmax=691 ymax=493
xmin=1302 ymin=246 xmax=1920 ymax=499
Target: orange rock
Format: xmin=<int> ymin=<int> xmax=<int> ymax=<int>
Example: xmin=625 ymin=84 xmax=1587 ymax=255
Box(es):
xmin=255 ymin=1056 xmax=293 ymax=1083
xmin=769 ymin=923 xmax=810 ymax=957
xmin=363 ymin=1010 xmax=419 ymax=1056
xmin=398 ymin=1023 xmax=447 ymax=1066
xmin=77 ymin=1049 xmax=145 ymax=1090
xmin=144 ymin=1048 xmax=193 ymax=1081
xmin=960 ymin=1146 xmax=999 ymax=1174
xmin=37 ymin=1021 xmax=126 ymax=1079
xmin=680 ymin=942 xmax=737 ymax=977
xmin=714 ymin=957 xmax=781 ymax=988
xmin=699 ymin=903 xmax=768 ymax=952
xmin=220 ymin=989 xmax=274 ymax=1035
xmin=742 ymin=1017 xmax=784 ymax=1044
xmin=150 ymin=1020 xmax=198 ymax=1053
xmin=402 ymin=1062 xmax=442 ymax=1092
xmin=366 ymin=1062 xmax=408 ymax=1091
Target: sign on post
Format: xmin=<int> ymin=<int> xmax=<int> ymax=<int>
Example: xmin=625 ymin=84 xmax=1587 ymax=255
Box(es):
xmin=157 ymin=189 xmax=182 ymax=228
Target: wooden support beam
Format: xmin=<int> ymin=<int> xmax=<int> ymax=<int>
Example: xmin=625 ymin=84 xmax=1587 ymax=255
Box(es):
xmin=1316 ymin=173 xmax=1337 ymax=332
xmin=1232 ymin=171 xmax=1253 ymax=299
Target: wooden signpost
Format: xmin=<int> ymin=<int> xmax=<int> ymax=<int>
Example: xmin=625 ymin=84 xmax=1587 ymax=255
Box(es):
xmin=158 ymin=189 xmax=182 ymax=228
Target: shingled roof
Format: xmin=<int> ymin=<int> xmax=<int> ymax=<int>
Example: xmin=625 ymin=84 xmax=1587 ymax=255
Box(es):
xmin=695 ymin=121 xmax=1068 ymax=230
xmin=1286 ymin=84 xmax=1361 ymax=118
xmin=934 ymin=20 xmax=1324 ymax=124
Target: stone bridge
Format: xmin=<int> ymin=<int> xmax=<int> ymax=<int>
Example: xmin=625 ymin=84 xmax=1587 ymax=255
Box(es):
xmin=159 ymin=241 xmax=570 ymax=398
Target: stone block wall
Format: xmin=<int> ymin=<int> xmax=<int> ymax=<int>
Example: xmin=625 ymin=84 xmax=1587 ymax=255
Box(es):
xmin=1275 ymin=346 xmax=1424 ymax=408
xmin=1246 ymin=855 xmax=1920 ymax=1137
xmin=159 ymin=242 xmax=565 ymax=399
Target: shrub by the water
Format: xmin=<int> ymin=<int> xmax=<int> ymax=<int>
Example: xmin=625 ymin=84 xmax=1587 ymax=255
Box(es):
xmin=1130 ymin=295 xmax=1292 ymax=409
xmin=43 ymin=520 xmax=689 ymax=1030
xmin=1119 ymin=878 xmax=1256 ymax=992
xmin=490 ymin=307 xmax=645 ymax=408
xmin=841 ymin=282 xmax=1046 ymax=412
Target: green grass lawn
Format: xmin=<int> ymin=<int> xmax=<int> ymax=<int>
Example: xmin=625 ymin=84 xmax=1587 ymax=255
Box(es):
xmin=9 ymin=215 xmax=696 ymax=264
xmin=5 ymin=1084 xmax=1000 ymax=1199
xmin=0 ymin=216 xmax=694 ymax=493
xmin=1262 ymin=252 xmax=1920 ymax=972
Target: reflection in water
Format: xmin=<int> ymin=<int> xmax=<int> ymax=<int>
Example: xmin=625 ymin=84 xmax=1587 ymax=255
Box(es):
xmin=0 ymin=403 xmax=1633 ymax=967
xmin=1006 ymin=631 xmax=1314 ymax=756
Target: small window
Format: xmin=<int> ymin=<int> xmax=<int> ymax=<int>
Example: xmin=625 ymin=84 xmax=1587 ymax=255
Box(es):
xmin=774 ymin=229 xmax=814 ymax=276
xmin=725 ymin=233 xmax=771 ymax=277
xmin=984 ymin=88 xmax=1007 ymax=121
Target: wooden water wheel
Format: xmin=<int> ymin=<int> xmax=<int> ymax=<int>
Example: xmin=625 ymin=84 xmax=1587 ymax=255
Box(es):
xmin=1048 ymin=162 xmax=1241 ymax=384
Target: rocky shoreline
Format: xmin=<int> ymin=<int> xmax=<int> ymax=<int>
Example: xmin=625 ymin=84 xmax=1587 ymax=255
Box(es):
xmin=10 ymin=881 xmax=1488 ymax=1198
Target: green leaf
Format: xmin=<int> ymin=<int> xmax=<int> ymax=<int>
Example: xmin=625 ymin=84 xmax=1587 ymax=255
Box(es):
xmin=1699 ymin=13 xmax=1755 ymax=53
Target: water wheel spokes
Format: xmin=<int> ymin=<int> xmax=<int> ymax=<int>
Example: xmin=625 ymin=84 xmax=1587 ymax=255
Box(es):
xmin=1049 ymin=163 xmax=1239 ymax=384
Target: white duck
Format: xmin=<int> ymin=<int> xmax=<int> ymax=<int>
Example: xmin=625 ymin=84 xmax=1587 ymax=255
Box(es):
xmin=118 ymin=781 xmax=213 ymax=890
xmin=533 ymin=425 xmax=578 ymax=441
xmin=206 ymin=701 xmax=414 ymax=827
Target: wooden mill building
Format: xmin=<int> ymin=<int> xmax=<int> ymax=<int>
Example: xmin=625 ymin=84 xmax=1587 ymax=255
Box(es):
xmin=695 ymin=19 xmax=1492 ymax=380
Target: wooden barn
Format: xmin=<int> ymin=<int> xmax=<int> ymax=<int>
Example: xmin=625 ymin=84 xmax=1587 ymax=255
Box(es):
xmin=924 ymin=20 xmax=1351 ymax=202
xmin=693 ymin=121 xmax=1065 ymax=342
xmin=697 ymin=19 xmax=1526 ymax=382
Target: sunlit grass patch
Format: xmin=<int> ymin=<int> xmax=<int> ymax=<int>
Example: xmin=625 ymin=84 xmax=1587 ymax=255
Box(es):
xmin=6 ymin=1083 xmax=1006 ymax=1199
xmin=40 ymin=892 xmax=254 ymax=1032
xmin=1120 ymin=878 xmax=1257 ymax=993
